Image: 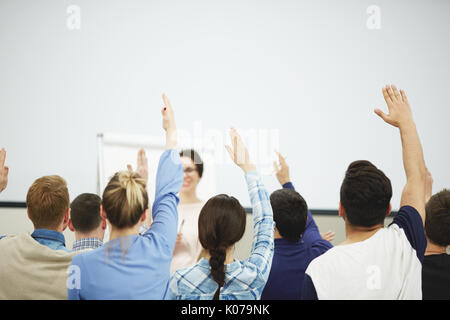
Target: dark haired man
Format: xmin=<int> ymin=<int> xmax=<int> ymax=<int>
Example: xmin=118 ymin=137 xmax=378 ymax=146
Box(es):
xmin=303 ymin=85 xmax=428 ymax=299
xmin=68 ymin=193 xmax=106 ymax=251
xmin=423 ymin=188 xmax=450 ymax=300
xmin=261 ymin=152 xmax=332 ymax=300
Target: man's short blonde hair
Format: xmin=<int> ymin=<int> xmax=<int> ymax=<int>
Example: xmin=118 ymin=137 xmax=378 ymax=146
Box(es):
xmin=26 ymin=175 xmax=70 ymax=229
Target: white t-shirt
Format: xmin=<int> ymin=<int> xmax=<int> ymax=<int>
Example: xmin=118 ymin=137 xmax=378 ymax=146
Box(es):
xmin=303 ymin=206 xmax=426 ymax=300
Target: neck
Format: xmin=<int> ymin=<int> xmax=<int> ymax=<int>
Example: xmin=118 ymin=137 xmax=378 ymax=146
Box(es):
xmin=341 ymin=222 xmax=383 ymax=245
xmin=109 ymin=224 xmax=140 ymax=241
xmin=179 ymin=190 xmax=201 ymax=205
xmin=274 ymin=228 xmax=282 ymax=239
xmin=205 ymin=247 xmax=235 ymax=264
xmin=74 ymin=229 xmax=103 ymax=241
xmin=425 ymin=238 xmax=447 ymax=256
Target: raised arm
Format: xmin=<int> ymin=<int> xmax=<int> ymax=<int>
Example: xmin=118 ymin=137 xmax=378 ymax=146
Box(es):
xmin=162 ymin=93 xmax=177 ymax=150
xmin=226 ymin=128 xmax=274 ymax=280
xmin=375 ymin=85 xmax=427 ymax=223
xmin=273 ymin=151 xmax=334 ymax=242
xmin=0 ymin=148 xmax=9 ymax=193
xmin=145 ymin=94 xmax=183 ymax=243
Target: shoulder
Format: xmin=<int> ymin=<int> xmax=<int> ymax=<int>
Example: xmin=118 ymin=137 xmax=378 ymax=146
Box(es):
xmin=388 ymin=206 xmax=427 ymax=263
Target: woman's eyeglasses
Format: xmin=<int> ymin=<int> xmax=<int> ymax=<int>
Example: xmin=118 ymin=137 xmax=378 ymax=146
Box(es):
xmin=183 ymin=167 xmax=198 ymax=174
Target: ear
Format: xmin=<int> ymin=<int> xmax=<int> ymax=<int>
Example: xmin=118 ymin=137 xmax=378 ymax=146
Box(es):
xmin=68 ymin=219 xmax=75 ymax=232
xmin=338 ymin=202 xmax=346 ymax=219
xmin=99 ymin=205 xmax=107 ymax=230
xmin=140 ymin=208 xmax=149 ymax=224
xmin=386 ymin=203 xmax=392 ymax=217
xmin=100 ymin=205 xmax=107 ymax=220
xmin=61 ymin=208 xmax=70 ymax=231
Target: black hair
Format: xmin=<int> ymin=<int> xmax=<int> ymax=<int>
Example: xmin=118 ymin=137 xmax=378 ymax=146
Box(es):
xmin=340 ymin=160 xmax=392 ymax=227
xmin=70 ymin=193 xmax=102 ymax=233
xmin=270 ymin=188 xmax=308 ymax=242
xmin=425 ymin=189 xmax=450 ymax=246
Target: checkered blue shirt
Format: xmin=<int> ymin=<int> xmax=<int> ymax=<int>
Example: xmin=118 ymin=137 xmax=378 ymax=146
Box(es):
xmin=72 ymin=238 xmax=103 ymax=252
xmin=168 ymin=171 xmax=275 ymax=300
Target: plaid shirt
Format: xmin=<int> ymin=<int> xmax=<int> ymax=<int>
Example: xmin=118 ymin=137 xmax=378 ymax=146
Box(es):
xmin=168 ymin=171 xmax=275 ymax=300
xmin=72 ymin=238 xmax=103 ymax=252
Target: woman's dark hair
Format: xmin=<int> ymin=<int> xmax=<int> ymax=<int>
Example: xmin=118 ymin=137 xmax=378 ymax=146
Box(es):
xmin=425 ymin=189 xmax=450 ymax=246
xmin=179 ymin=149 xmax=204 ymax=177
xmin=198 ymin=194 xmax=246 ymax=300
xmin=340 ymin=160 xmax=392 ymax=227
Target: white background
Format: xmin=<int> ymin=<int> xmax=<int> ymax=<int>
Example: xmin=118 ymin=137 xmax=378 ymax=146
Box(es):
xmin=0 ymin=0 xmax=449 ymax=209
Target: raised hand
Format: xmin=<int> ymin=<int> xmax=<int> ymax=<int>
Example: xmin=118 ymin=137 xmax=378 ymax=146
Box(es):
xmin=375 ymin=85 xmax=426 ymax=223
xmin=162 ymin=93 xmax=177 ymax=149
xmin=374 ymin=85 xmax=414 ymax=129
xmin=321 ymin=231 xmax=336 ymax=243
xmin=0 ymin=148 xmax=9 ymax=193
xmin=127 ymin=149 xmax=149 ymax=183
xmin=225 ymin=128 xmax=256 ymax=173
xmin=273 ymin=151 xmax=290 ymax=185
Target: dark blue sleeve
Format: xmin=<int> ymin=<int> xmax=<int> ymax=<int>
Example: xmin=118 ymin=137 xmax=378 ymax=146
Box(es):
xmin=282 ymin=182 xmax=295 ymax=190
xmin=389 ymin=205 xmax=427 ymax=263
xmin=301 ymin=274 xmax=318 ymax=300
xmin=0 ymin=236 xmax=4 ymax=240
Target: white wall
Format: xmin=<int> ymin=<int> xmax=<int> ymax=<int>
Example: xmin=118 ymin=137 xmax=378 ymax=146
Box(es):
xmin=0 ymin=0 xmax=449 ymax=210
xmin=0 ymin=207 xmax=370 ymax=258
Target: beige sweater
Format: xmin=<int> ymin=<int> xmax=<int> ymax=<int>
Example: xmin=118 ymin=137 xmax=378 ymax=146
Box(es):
xmin=0 ymin=233 xmax=78 ymax=300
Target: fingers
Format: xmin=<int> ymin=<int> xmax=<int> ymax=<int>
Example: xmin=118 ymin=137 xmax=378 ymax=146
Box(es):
xmin=400 ymin=89 xmax=409 ymax=105
xmin=391 ymin=85 xmax=401 ymax=102
xmin=276 ymin=151 xmax=287 ymax=166
xmin=137 ymin=149 xmax=147 ymax=166
xmin=0 ymin=148 xmax=5 ymax=170
xmin=374 ymin=108 xmax=390 ymax=123
xmin=385 ymin=85 xmax=397 ymax=102
xmin=127 ymin=164 xmax=133 ymax=172
xmin=382 ymin=87 xmax=393 ymax=106
xmin=162 ymin=93 xmax=173 ymax=112
xmin=273 ymin=161 xmax=280 ymax=173
xmin=225 ymin=145 xmax=234 ymax=162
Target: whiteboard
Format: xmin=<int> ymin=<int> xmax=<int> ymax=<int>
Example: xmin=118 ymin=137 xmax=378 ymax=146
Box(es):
xmin=97 ymin=132 xmax=217 ymax=202
xmin=0 ymin=0 xmax=449 ymax=211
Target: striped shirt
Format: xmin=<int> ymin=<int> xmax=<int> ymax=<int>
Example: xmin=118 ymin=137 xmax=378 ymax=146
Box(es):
xmin=168 ymin=171 xmax=275 ymax=300
xmin=72 ymin=238 xmax=103 ymax=252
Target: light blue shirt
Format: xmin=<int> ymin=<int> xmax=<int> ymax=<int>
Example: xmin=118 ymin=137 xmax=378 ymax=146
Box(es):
xmin=168 ymin=172 xmax=275 ymax=300
xmin=68 ymin=149 xmax=183 ymax=300
xmin=31 ymin=229 xmax=71 ymax=252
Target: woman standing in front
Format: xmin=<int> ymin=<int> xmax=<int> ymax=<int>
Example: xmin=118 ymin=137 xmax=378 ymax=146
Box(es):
xmin=170 ymin=149 xmax=206 ymax=274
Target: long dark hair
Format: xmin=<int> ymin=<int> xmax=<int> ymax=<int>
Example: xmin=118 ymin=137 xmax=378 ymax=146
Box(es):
xmin=198 ymin=194 xmax=246 ymax=300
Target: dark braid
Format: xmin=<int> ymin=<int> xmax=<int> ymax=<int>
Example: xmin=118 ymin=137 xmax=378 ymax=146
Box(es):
xmin=198 ymin=194 xmax=247 ymax=300
xmin=209 ymin=246 xmax=227 ymax=300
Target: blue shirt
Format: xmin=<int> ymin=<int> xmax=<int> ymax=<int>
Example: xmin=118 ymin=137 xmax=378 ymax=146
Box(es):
xmin=261 ymin=182 xmax=332 ymax=300
xmin=1 ymin=229 xmax=70 ymax=252
xmin=68 ymin=149 xmax=183 ymax=300
xmin=168 ymin=172 xmax=275 ymax=300
xmin=31 ymin=229 xmax=71 ymax=252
